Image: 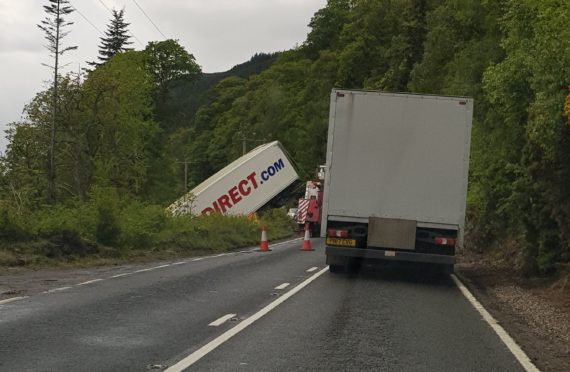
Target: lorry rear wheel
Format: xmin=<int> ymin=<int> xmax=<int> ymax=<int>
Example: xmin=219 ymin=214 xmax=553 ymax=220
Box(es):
xmin=329 ymin=264 xmax=345 ymax=274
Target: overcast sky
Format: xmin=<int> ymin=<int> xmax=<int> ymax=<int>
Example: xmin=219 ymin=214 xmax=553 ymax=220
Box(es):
xmin=0 ymin=0 xmax=327 ymax=154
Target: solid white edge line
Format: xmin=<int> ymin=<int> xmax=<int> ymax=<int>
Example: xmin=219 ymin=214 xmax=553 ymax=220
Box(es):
xmin=135 ymin=268 xmax=154 ymax=273
xmin=111 ymin=273 xmax=131 ymax=278
xmin=45 ymin=286 xmax=72 ymax=293
xmin=171 ymin=261 xmax=187 ymax=265
xmin=208 ymin=313 xmax=237 ymax=327
xmin=165 ymin=266 xmax=329 ymax=372
xmin=451 ymin=274 xmax=540 ymax=372
xmin=77 ymin=279 xmax=104 ymax=286
xmin=0 ymin=296 xmax=28 ymax=305
xmin=274 ymin=283 xmax=290 ymax=290
xmin=306 ymin=266 xmax=318 ymax=272
xmin=269 ymin=237 xmax=303 ymax=248
xmin=179 ymin=237 xmax=303 ymax=262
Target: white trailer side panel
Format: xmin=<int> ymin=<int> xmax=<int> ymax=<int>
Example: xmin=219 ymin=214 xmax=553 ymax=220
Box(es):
xmin=169 ymin=141 xmax=298 ymax=216
xmin=323 ymin=90 xmax=472 ymax=231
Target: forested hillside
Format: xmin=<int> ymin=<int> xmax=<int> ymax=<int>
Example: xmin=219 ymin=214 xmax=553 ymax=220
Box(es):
xmin=1 ymin=0 xmax=569 ymax=273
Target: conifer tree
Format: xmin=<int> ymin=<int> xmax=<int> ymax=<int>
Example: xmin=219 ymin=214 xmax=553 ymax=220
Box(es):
xmin=37 ymin=0 xmax=77 ymax=203
xmin=90 ymin=8 xmax=132 ymax=66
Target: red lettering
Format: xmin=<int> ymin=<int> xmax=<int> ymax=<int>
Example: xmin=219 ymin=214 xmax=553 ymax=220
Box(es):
xmin=217 ymin=195 xmax=232 ymax=213
xmin=247 ymin=172 xmax=258 ymax=189
xmin=238 ymin=179 xmax=251 ymax=196
xmin=228 ymin=186 xmax=242 ymax=204
xmin=213 ymin=201 xmax=221 ymax=212
xmin=201 ymin=207 xmax=215 ymax=215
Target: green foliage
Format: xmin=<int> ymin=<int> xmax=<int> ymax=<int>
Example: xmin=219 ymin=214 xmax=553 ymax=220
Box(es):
xmin=119 ymin=201 xmax=167 ymax=248
xmin=94 ymin=191 xmax=121 ymax=246
xmin=0 ymin=179 xmax=294 ymax=267
xmin=160 ymin=213 xmax=258 ymax=252
xmin=302 ymin=0 xmax=351 ymax=59
xmin=259 ymin=208 xmax=297 ymax=241
xmin=143 ymin=39 xmax=201 ymax=101
xmin=3 ymin=0 xmax=570 ymax=274
xmin=0 ymin=205 xmax=28 ymax=242
xmin=83 ymin=51 xmax=158 ymax=195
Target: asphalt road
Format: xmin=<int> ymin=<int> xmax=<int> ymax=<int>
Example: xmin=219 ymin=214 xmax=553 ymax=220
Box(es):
xmin=0 ymin=238 xmax=525 ymax=371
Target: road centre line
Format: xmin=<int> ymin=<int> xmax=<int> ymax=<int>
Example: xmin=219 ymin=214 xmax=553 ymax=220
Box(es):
xmin=208 ymin=313 xmax=237 ymax=327
xmin=306 ymin=267 xmax=318 ymax=272
xmin=274 ymin=283 xmax=290 ymax=290
xmin=451 ymin=275 xmax=540 ymax=372
xmin=0 ymin=296 xmax=28 ymax=305
xmin=164 ymin=266 xmax=329 ymax=372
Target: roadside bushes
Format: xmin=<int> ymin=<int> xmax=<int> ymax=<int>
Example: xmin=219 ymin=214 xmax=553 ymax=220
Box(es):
xmin=259 ymin=207 xmax=297 ymax=240
xmin=0 ymin=189 xmax=296 ymax=268
xmin=0 ymin=205 xmax=28 ymax=242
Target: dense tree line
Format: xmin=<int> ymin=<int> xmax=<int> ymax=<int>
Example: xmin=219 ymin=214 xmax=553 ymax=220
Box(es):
xmin=176 ymin=0 xmax=570 ymax=273
xmin=1 ymin=0 xmax=569 ymax=273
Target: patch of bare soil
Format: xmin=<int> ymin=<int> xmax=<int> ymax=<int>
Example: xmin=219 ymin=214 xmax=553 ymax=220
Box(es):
xmin=457 ymin=254 xmax=570 ymax=372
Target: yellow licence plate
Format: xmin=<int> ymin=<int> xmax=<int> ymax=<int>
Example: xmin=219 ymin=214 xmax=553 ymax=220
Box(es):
xmin=326 ymin=237 xmax=356 ymax=247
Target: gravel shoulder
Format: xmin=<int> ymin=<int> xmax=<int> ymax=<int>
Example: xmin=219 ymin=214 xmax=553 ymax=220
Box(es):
xmin=457 ymin=257 xmax=570 ymax=372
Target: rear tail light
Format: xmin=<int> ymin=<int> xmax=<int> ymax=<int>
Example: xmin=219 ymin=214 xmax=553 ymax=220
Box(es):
xmin=327 ymin=229 xmax=349 ymax=238
xmin=434 ymin=237 xmax=456 ymax=246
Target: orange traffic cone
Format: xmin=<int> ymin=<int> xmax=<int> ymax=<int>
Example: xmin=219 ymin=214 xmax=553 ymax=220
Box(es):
xmin=258 ymin=226 xmax=271 ymax=252
xmin=301 ymin=223 xmax=313 ymax=251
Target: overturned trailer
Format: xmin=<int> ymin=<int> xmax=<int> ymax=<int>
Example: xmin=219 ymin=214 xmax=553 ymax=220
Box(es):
xmin=168 ymin=141 xmax=299 ymax=217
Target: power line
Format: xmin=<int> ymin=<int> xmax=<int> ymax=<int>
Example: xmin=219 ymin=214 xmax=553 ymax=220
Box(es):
xmin=96 ymin=0 xmax=112 ymax=12
xmin=130 ymin=0 xmax=167 ymax=40
xmin=71 ymin=5 xmax=104 ymax=35
xmin=95 ymin=0 xmax=145 ymax=48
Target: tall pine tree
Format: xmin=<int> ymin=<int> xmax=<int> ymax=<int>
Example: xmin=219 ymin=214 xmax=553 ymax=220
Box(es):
xmin=90 ymin=8 xmax=132 ymax=66
xmin=37 ymin=0 xmax=77 ymax=203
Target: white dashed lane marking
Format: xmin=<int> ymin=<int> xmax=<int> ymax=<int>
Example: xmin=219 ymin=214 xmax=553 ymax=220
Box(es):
xmin=165 ymin=267 xmax=329 ymax=372
xmin=208 ymin=314 xmax=237 ymax=327
xmin=274 ymin=283 xmax=290 ymax=290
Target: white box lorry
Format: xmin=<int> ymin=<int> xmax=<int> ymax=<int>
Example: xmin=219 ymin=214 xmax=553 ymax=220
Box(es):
xmin=168 ymin=141 xmax=299 ymax=216
xmin=322 ymin=90 xmax=473 ymax=273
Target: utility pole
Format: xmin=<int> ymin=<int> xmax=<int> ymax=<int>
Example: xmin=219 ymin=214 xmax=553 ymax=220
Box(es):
xmin=176 ymin=159 xmax=189 ymax=191
xmin=241 ymin=136 xmax=267 ymax=155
